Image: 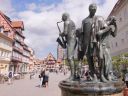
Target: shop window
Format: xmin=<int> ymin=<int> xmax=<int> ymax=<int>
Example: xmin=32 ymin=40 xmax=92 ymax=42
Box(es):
xmin=7 ymin=52 xmax=10 ymax=57
xmin=4 ymin=51 xmax=7 ymax=57
xmin=3 ymin=51 xmax=6 ymax=57
xmin=6 ymin=52 xmax=9 ymax=58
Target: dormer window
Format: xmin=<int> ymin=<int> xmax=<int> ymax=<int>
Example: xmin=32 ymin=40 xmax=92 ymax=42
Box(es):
xmin=4 ymin=31 xmax=9 ymax=36
xmin=0 ymin=26 xmax=4 ymax=33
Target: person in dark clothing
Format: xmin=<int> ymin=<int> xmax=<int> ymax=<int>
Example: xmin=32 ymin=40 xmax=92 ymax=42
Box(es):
xmin=39 ymin=70 xmax=45 ymax=87
xmin=41 ymin=70 xmax=46 ymax=87
xmin=42 ymin=75 xmax=48 ymax=87
xmin=8 ymin=71 xmax=13 ymax=84
xmin=44 ymin=70 xmax=49 ymax=87
xmin=42 ymin=69 xmax=49 ymax=87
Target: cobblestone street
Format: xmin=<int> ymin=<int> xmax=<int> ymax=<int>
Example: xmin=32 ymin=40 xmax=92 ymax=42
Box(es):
xmin=0 ymin=73 xmax=69 ymax=96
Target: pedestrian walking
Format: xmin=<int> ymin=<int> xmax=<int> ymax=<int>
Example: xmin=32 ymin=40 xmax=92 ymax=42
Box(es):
xmin=8 ymin=71 xmax=13 ymax=85
xmin=40 ymin=69 xmax=45 ymax=87
xmin=44 ymin=69 xmax=49 ymax=87
xmin=42 ymin=71 xmax=46 ymax=87
xmin=38 ymin=74 xmax=42 ymax=87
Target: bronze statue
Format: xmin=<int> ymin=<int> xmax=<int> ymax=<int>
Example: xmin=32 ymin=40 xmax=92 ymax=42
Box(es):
xmin=58 ymin=3 xmax=124 ymax=96
xmin=59 ymin=13 xmax=77 ymax=80
xmin=56 ymin=21 xmax=67 ymax=49
xmin=82 ymin=3 xmax=117 ymax=82
xmin=96 ymin=16 xmax=117 ymax=81
xmin=57 ymin=4 xmax=117 ymax=82
xmin=82 ymin=3 xmax=99 ymax=81
xmin=76 ymin=28 xmax=84 ymax=78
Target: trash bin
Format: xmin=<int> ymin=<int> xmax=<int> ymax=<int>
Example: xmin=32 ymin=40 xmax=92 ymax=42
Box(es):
xmin=124 ymin=88 xmax=128 ymax=96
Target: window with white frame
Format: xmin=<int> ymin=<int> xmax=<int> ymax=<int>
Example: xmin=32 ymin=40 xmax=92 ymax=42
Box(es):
xmin=15 ymin=42 xmax=22 ymax=49
xmin=8 ymin=52 xmax=11 ymax=58
xmin=0 ymin=27 xmax=4 ymax=33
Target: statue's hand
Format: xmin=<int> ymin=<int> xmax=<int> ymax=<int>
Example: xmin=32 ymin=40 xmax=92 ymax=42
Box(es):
xmin=111 ymin=16 xmax=116 ymax=21
xmin=96 ymin=30 xmax=103 ymax=36
xmin=59 ymin=33 xmax=65 ymax=37
xmin=109 ymin=25 xmax=115 ymax=33
xmin=96 ymin=31 xmax=102 ymax=41
xmin=110 ymin=16 xmax=116 ymax=25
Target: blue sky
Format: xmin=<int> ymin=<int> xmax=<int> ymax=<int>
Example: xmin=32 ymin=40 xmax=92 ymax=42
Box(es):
xmin=12 ymin=0 xmax=105 ymax=11
xmin=1 ymin=0 xmax=117 ymax=59
xmin=12 ymin=0 xmax=62 ymax=12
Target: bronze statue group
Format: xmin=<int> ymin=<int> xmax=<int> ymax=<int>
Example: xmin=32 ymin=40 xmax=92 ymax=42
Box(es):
xmin=57 ymin=3 xmax=117 ymax=82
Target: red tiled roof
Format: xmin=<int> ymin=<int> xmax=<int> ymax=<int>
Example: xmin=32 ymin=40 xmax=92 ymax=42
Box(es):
xmin=0 ymin=11 xmax=24 ymax=39
xmin=11 ymin=21 xmax=24 ymax=30
xmin=0 ymin=11 xmax=13 ymax=28
xmin=46 ymin=53 xmax=56 ymax=61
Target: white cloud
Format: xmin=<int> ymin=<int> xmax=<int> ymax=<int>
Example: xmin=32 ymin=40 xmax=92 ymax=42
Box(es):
xmin=97 ymin=0 xmax=118 ymax=18
xmin=18 ymin=0 xmax=118 ymax=58
xmin=0 ymin=0 xmax=15 ymax=15
xmin=9 ymin=0 xmax=118 ymax=58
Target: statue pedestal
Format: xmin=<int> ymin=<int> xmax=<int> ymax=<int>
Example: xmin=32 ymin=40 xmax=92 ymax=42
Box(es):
xmin=59 ymin=80 xmax=125 ymax=96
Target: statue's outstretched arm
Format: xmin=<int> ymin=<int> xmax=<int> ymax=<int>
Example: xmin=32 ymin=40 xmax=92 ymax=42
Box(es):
xmin=96 ymin=26 xmax=111 ymax=37
xmin=110 ymin=23 xmax=117 ymax=37
xmin=106 ymin=16 xmax=117 ymax=37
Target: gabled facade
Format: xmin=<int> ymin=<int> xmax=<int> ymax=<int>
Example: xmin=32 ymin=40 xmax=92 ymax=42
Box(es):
xmin=34 ymin=58 xmax=43 ymax=71
xmin=11 ymin=21 xmax=25 ymax=73
xmin=0 ymin=11 xmax=35 ymax=74
xmin=22 ymin=44 xmax=31 ymax=73
xmin=0 ymin=11 xmax=14 ymax=74
xmin=0 ymin=32 xmax=13 ymax=74
xmin=28 ymin=48 xmax=35 ymax=72
xmin=44 ymin=53 xmax=56 ymax=70
xmin=0 ymin=11 xmax=14 ymax=39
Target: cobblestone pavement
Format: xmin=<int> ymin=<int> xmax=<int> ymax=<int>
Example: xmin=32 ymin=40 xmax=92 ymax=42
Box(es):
xmin=0 ymin=72 xmax=69 ymax=96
